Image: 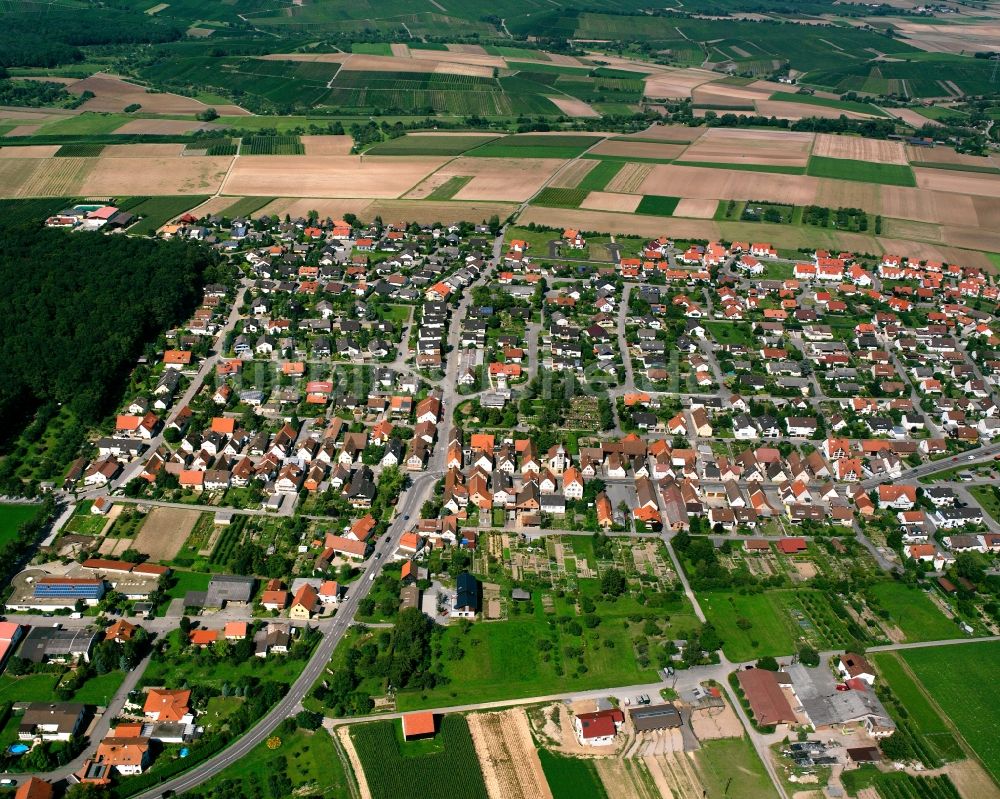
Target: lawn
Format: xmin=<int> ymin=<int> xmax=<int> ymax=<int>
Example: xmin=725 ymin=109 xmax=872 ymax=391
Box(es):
xmin=693 ymin=738 xmax=776 ymax=799
xmin=190 ymin=727 xmax=354 ymax=799
xmin=699 ymin=591 xmax=800 ymax=662
xmin=69 ymin=670 xmax=127 ymax=705
xmin=164 ymin=569 xmax=211 ymax=600
xmin=635 ymin=195 xmax=679 ymax=216
xmin=705 ymin=321 xmax=754 ymax=347
xmin=351 ymin=715 xmax=488 ymax=799
xmin=539 ymin=749 xmax=607 ymax=799
xmin=969 ymin=485 xmax=1000 ymax=524
xmin=0 ymin=504 xmax=40 ymax=548
xmin=902 ymin=641 xmax=1000 ymax=783
xmin=806 ymin=155 xmax=916 ymax=187
xmin=865 ymin=582 xmax=960 ymax=642
xmin=0 ymin=670 xmax=125 ymax=704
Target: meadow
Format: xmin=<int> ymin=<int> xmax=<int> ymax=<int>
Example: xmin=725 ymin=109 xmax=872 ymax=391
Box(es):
xmin=902 ymin=641 xmax=1000 ymax=783
xmin=807 ymin=156 xmax=916 ymax=187
xmin=0 ymin=503 xmax=41 ymax=547
xmin=699 ymin=591 xmax=800 ymax=661
xmin=351 ymin=716 xmax=488 ymax=799
xmin=693 ymin=738 xmax=775 ymax=799
xmin=865 ymin=582 xmax=960 ymax=642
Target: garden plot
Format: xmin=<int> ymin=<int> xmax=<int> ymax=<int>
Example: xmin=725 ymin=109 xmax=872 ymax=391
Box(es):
xmin=132 ymin=507 xmax=201 ymax=562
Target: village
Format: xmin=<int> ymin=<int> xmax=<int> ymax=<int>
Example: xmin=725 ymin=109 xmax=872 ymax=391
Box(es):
xmin=2 ymin=202 xmax=999 ymax=799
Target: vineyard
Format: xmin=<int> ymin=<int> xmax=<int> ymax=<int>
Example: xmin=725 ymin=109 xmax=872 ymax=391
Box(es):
xmin=533 ymin=187 xmax=587 ymax=209
xmin=242 ymin=135 xmax=304 ymax=155
xmin=351 ymin=716 xmax=489 ymax=799
xmin=55 ymin=143 xmax=105 ymax=157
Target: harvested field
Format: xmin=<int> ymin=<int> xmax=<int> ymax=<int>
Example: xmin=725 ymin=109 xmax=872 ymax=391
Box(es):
xmin=0 ymin=145 xmax=60 ymax=158
xmin=936 ymin=225 xmax=1000 ymax=255
xmin=132 ymin=507 xmax=200 ymax=562
xmin=5 ymin=125 xmax=41 ymax=137
xmin=971 ymin=196 xmax=1000 ymax=228
xmin=674 ymin=198 xmax=719 ymax=218
xmin=813 ymin=177 xmax=881 ymax=216
xmin=876 ymin=236 xmax=996 ymax=271
xmin=589 ymin=140 xmax=686 ymax=160
xmin=691 ymin=81 xmax=772 ymax=106
xmin=443 ymin=157 xmax=566 ymax=201
xmin=67 ymin=73 xmax=248 ymax=115
xmin=644 ymin=752 xmax=704 ymax=799
xmin=812 ymin=133 xmax=908 ymax=165
xmin=644 ymin=68 xmax=721 ymax=98
xmin=100 ymin=143 xmax=185 ymax=157
xmin=301 ymin=135 xmax=354 ymax=155
xmin=408 ymin=48 xmax=506 ymax=69
xmin=750 ymin=101 xmax=874 ymax=121
xmin=547 ymin=96 xmax=600 ymax=118
xmin=389 ymin=43 xmax=409 ymax=57
xmin=4 ymin=157 xmax=94 ymax=197
xmin=260 ymin=52 xmax=497 ymax=78
xmin=915 ymin=167 xmax=1000 ymax=198
xmin=113 ymin=119 xmax=218 ymax=135
xmin=365 ymin=199 xmax=516 ymax=225
xmin=222 ymin=155 xmax=448 ymax=198
xmin=520 ymin=206 xmax=719 ymax=239
xmin=880 ymin=186 xmax=975 ymax=226
xmin=81 ymin=156 xmax=231 ymax=195
xmin=549 ymin=159 xmax=597 ymax=189
xmin=890 ymin=108 xmax=943 ymax=128
xmin=606 ymin=162 xmax=654 ymax=193
xmin=622 ymin=124 xmax=706 ymax=143
xmin=678 ymin=128 xmax=813 ymax=168
xmin=467 ymin=709 xmax=553 ymax=799
xmin=638 ymin=164 xmax=819 ymax=203
xmin=943 ymin=758 xmax=1000 ymax=799
xmin=595 ymin=759 xmax=660 ymax=799
xmin=905 ymin=145 xmax=999 ymax=168
xmin=447 ymin=44 xmax=488 ymax=55
xmin=580 ymin=191 xmax=642 ymax=212
xmin=258 ymin=197 xmax=374 ymax=220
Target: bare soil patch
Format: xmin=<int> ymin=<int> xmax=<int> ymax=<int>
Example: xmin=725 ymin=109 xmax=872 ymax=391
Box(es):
xmin=440 ymin=157 xmax=566 ymax=201
xmin=132 ymin=507 xmax=200 ymax=562
xmin=580 ymin=191 xmax=642 ymax=212
xmin=590 ymin=140 xmax=687 ymax=160
xmin=365 ymin=199 xmax=516 ymax=225
xmin=905 ymin=145 xmax=998 ymax=168
xmin=690 ymin=703 xmax=743 ymax=740
xmin=915 ymin=166 xmax=1000 ymax=198
xmin=101 ymin=143 xmax=185 ymax=157
xmin=678 ymin=127 xmax=813 ymax=167
xmin=751 ymin=100 xmax=874 ymax=121
xmin=674 ymin=198 xmax=719 ymax=218
xmin=258 ymin=197 xmax=373 ymax=219
xmin=81 ymin=155 xmax=230 ymax=195
xmin=67 ymin=73 xmax=248 ymax=115
xmin=548 ymin=96 xmax=600 ymax=118
xmin=389 ymin=43 xmax=409 ymax=58
xmin=520 ymin=206 xmax=720 ymax=240
xmin=467 ymin=709 xmax=553 ymax=799
xmin=812 ymin=133 xmax=908 ymax=165
xmin=621 ymin=124 xmax=705 ymax=143
xmin=942 ymin=758 xmax=1000 ymax=799
xmin=0 ymin=145 xmax=60 ymax=158
xmin=890 ymin=108 xmax=942 ymax=128
xmin=222 ymin=155 xmax=447 ymax=198
xmin=644 ymin=68 xmax=721 ymax=98
xmin=301 ymin=135 xmax=353 ymax=155
xmin=639 ymin=163 xmax=819 ymax=203
xmin=880 ymin=185 xmax=976 ymax=226
xmin=549 ymin=158 xmax=597 ymax=188
xmin=4 ymin=125 xmax=42 ymax=137
xmin=335 ymin=725 xmax=372 ymax=799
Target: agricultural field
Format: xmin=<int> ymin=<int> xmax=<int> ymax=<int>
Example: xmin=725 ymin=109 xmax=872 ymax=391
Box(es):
xmin=119 ymin=195 xmax=208 ymax=234
xmin=538 ymin=749 xmax=607 ymax=799
xmin=533 ymin=187 xmax=588 ymax=209
xmin=806 ymin=156 xmax=916 ymax=187
xmin=635 ymin=195 xmax=680 ymax=216
xmin=351 ymin=715 xmax=489 ymax=799
xmin=467 ymin=134 xmax=602 ymax=159
xmin=577 ymin=160 xmax=625 ymax=192
xmin=902 ymin=641 xmax=1000 ymax=783
xmin=467 ymin=709 xmax=552 ymax=799
xmin=365 ymin=134 xmax=499 ymax=156
xmin=242 ymin=135 xmax=304 ymax=156
xmin=692 ymin=738 xmax=775 ymax=799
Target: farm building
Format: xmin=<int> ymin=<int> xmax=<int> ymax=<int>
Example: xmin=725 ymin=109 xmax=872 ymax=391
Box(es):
xmin=629 ymin=704 xmax=683 ymax=733
xmin=401 ymin=712 xmax=437 ymax=740
xmin=737 ymin=669 xmax=796 ymax=727
xmin=575 ymin=708 xmax=624 ymax=745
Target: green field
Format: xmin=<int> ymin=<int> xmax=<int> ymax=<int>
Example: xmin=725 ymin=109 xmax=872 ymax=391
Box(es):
xmin=865 ymin=582 xmax=960 ymax=642
xmin=533 ymin=187 xmax=588 ymax=208
xmin=188 ymin=728 xmax=353 ymax=799
xmin=0 ymin=670 xmax=125 ymax=704
xmin=351 ymin=42 xmax=392 ymax=55
xmin=427 ymin=176 xmax=473 ymax=200
xmin=872 ymin=652 xmax=963 ymax=764
xmin=120 ymin=196 xmax=208 ymax=234
xmin=0 ymin=504 xmax=40 ymax=547
xmin=635 ymin=195 xmax=679 ymax=216
xmin=678 ymin=160 xmax=806 ymax=175
xmin=216 ymin=196 xmax=275 ymax=219
xmin=351 ymin=715 xmax=488 ymax=799
xmin=769 ymin=91 xmax=890 ymax=117
xmin=693 ymin=738 xmax=776 ymax=799
xmin=164 ymin=569 xmax=212 ymax=600
xmin=700 ymin=591 xmax=799 ymax=661
xmin=366 ymin=134 xmax=500 ymax=155
xmin=242 ymin=135 xmax=303 ymax=155
xmin=466 ymin=134 xmax=601 ymax=159
xmin=539 ymin=749 xmax=608 ymax=799
xmin=576 ymin=159 xmax=624 ymax=192
xmin=902 ymin=641 xmax=1000 ymax=783
xmin=806 ymin=156 xmax=916 ymax=187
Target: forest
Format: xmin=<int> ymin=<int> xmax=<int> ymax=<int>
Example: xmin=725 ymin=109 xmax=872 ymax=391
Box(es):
xmin=0 ymin=218 xmax=217 ymax=444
